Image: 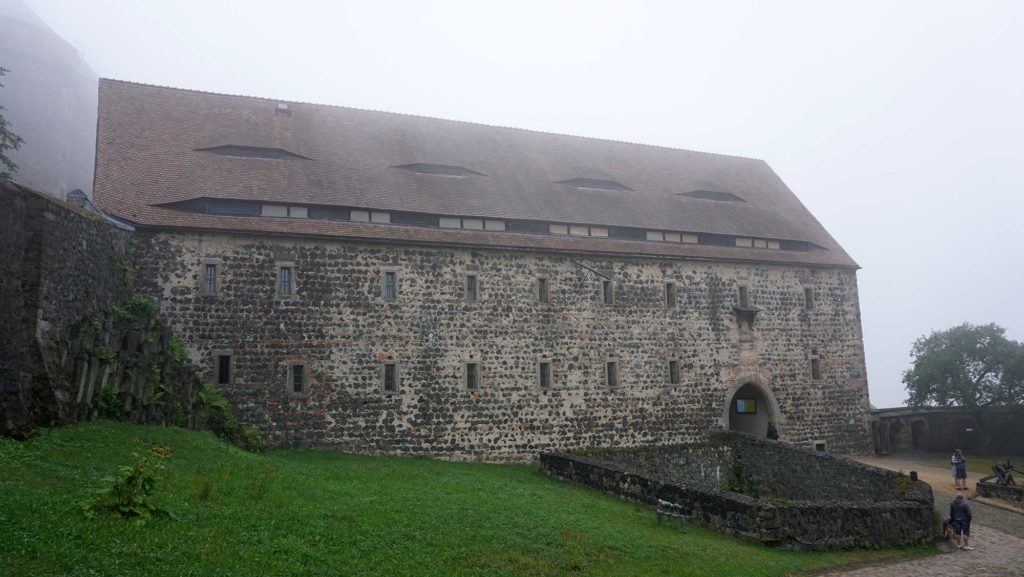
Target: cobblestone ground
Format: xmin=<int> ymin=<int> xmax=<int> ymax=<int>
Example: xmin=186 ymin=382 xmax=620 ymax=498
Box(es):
xmin=818 ymin=454 xmax=1024 ymax=577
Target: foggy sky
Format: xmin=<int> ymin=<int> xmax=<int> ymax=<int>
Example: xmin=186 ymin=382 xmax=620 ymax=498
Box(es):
xmin=24 ymin=0 xmax=1024 ymax=408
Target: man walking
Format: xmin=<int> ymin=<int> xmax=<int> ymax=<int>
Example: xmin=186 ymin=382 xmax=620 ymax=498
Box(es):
xmin=949 ymin=493 xmax=974 ymax=550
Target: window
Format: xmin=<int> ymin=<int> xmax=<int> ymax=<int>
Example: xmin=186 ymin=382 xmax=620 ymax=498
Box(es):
xmin=602 ymin=280 xmax=614 ymax=305
xmin=813 ymin=440 xmax=827 ymax=452
xmin=538 ymin=359 xmax=553 ymax=389
xmin=804 ymin=287 xmax=815 ymax=310
xmin=279 ymin=266 xmax=292 ymax=296
xmin=668 ymin=359 xmax=680 ymax=385
xmin=738 ymin=285 xmax=749 ymax=308
xmin=204 ymin=263 xmax=218 ymax=296
xmin=351 ymin=210 xmax=390 ymax=223
xmin=605 ymin=358 xmax=619 ymax=387
xmin=261 ymin=204 xmax=288 ymax=217
xmin=665 ymin=282 xmax=677 ymax=308
xmin=466 ymin=361 xmax=480 ymax=390
xmin=382 ymin=271 xmax=398 ymax=301
xmin=381 ymin=360 xmax=399 ymax=394
xmin=735 ymin=398 xmax=757 ymax=413
xmin=465 ymin=272 xmax=478 ymax=303
xmin=537 ymin=277 xmax=550 ymax=304
xmin=810 ymin=349 xmax=822 ymax=380
xmin=290 ymin=363 xmax=306 ymax=395
xmin=216 ymin=353 xmax=231 ymax=385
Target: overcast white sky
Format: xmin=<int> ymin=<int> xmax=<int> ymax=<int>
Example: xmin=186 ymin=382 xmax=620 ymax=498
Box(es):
xmin=26 ymin=0 xmax=1024 ymax=408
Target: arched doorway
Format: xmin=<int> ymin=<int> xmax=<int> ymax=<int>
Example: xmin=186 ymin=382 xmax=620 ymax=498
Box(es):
xmin=722 ymin=376 xmax=781 ymax=438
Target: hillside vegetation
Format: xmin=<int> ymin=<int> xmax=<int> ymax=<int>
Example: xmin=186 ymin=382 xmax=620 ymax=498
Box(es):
xmin=0 ymin=422 xmax=931 ymax=576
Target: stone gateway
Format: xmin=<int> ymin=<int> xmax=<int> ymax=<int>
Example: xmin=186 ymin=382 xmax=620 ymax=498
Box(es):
xmin=92 ymin=79 xmax=872 ymax=460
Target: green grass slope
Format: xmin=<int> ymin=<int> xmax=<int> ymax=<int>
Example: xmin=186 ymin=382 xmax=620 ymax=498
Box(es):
xmin=1 ymin=422 xmax=932 ymax=577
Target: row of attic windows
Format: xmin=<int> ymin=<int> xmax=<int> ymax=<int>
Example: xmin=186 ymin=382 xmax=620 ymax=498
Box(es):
xmin=212 ymin=350 xmax=826 ymax=397
xmin=173 ymin=198 xmax=817 ymax=252
xmin=201 ymin=261 xmax=819 ymax=312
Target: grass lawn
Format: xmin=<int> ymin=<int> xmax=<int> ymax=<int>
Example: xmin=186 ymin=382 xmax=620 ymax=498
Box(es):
xmin=1 ymin=422 xmax=934 ymax=577
xmin=931 ymin=455 xmax=1024 ymax=475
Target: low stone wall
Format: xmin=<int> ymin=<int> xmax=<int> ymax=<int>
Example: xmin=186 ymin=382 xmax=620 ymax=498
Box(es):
xmin=871 ymin=406 xmax=1024 ymax=455
xmin=540 ymin=434 xmax=935 ymax=550
xmin=581 ymin=443 xmax=735 ymax=489
xmin=977 ymin=482 xmax=1024 ymax=508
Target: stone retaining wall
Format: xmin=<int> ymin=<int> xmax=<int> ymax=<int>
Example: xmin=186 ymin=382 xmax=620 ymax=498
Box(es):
xmin=977 ymin=482 xmax=1024 ymax=507
xmin=540 ymin=433 xmax=935 ymax=550
xmin=0 ymin=182 xmax=201 ymax=435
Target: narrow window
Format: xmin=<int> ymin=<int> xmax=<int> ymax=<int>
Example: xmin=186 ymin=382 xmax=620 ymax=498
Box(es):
xmin=668 ymin=359 xmax=680 ymax=385
xmin=804 ymin=287 xmax=815 ymax=310
xmin=383 ymin=271 xmax=397 ymax=301
xmin=204 ymin=263 xmax=218 ymax=296
xmin=814 ymin=441 xmax=827 ymax=452
xmin=279 ymin=267 xmax=292 ymax=296
xmin=811 ymin=357 xmax=822 ymax=380
xmin=537 ymin=277 xmax=550 ymax=304
xmin=738 ymin=285 xmax=749 ymax=308
xmin=466 ymin=361 xmax=480 ymax=390
xmin=217 ymin=354 xmax=231 ymax=385
xmin=538 ymin=360 xmax=552 ymax=389
xmin=382 ymin=361 xmax=398 ymax=393
xmin=602 ymin=280 xmax=614 ymax=305
xmin=465 ymin=272 xmax=478 ymax=303
xmin=290 ymin=363 xmax=305 ymax=394
xmin=605 ymin=358 xmax=618 ymax=387
xmin=665 ymin=282 xmax=677 ymax=308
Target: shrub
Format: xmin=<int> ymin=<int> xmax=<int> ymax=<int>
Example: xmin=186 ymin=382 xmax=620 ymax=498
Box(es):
xmin=195 ymin=384 xmax=264 ymax=452
xmin=84 ymin=442 xmax=175 ymax=521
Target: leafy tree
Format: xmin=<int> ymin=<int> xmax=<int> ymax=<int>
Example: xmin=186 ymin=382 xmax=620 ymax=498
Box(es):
xmin=903 ymin=323 xmax=1024 ymax=407
xmin=0 ymin=66 xmax=25 ymax=179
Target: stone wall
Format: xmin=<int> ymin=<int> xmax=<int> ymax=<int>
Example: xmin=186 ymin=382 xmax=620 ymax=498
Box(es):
xmin=0 ymin=182 xmax=200 ymax=435
xmin=976 ymin=482 xmax=1024 ymax=507
xmin=540 ymin=435 xmax=935 ymax=550
xmin=132 ymin=230 xmax=873 ymax=459
xmin=871 ymin=406 xmax=1024 ymax=455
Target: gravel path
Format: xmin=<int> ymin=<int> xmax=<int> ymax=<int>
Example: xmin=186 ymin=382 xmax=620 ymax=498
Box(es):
xmin=818 ymin=454 xmax=1024 ymax=576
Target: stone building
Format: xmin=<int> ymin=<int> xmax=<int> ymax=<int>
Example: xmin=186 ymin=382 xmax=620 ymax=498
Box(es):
xmin=93 ymin=79 xmax=872 ymax=460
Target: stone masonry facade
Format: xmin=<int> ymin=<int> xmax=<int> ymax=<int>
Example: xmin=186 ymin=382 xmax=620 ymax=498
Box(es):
xmin=133 ymin=230 xmax=872 ymax=461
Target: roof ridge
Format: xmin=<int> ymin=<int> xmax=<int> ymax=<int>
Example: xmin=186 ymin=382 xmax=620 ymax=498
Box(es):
xmin=99 ymin=78 xmax=766 ymax=163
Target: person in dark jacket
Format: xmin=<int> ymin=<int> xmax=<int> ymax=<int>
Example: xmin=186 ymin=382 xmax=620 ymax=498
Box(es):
xmin=950 ymin=493 xmax=973 ymax=550
xmin=766 ymin=421 xmax=779 ymax=440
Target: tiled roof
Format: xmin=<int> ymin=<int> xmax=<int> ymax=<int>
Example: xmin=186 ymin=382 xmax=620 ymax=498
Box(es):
xmin=93 ymin=79 xmax=857 ymax=268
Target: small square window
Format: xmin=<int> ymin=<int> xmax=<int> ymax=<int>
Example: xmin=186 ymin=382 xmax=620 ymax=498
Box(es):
xmin=462 ymin=218 xmax=484 ymax=230
xmin=351 ymin=210 xmax=370 ymax=222
xmin=804 ymin=287 xmax=815 ymax=310
xmin=549 ymin=224 xmax=569 ymax=235
xmin=569 ymin=225 xmax=589 ymax=236
xmin=602 ymin=280 xmax=614 ymax=305
xmin=484 ymin=220 xmax=506 ymax=231
xmin=813 ymin=441 xmax=827 ymax=452
xmin=668 ymin=359 xmax=680 ymax=385
xmin=203 ymin=263 xmax=218 ymax=296
xmin=382 ymin=271 xmax=398 ymax=301
xmin=288 ymin=206 xmax=308 ymax=219
xmin=537 ymin=277 xmax=550 ymax=304
xmin=465 ymin=272 xmax=478 ymax=303
xmin=738 ymin=285 xmax=749 ymax=308
xmin=439 ymin=216 xmax=462 ymax=229
xmin=538 ymin=360 xmax=552 ymax=389
xmin=646 ymin=231 xmax=664 ymax=242
xmin=664 ymin=232 xmax=681 ymax=243
xmin=370 ymin=211 xmax=391 ymax=224
xmin=605 ymin=358 xmax=619 ymax=387
xmin=382 ymin=361 xmax=399 ymax=394
xmin=290 ymin=363 xmax=306 ymax=395
xmin=665 ymin=282 xmax=677 ymax=308
xmin=466 ymin=362 xmax=480 ymax=391
xmin=216 ymin=353 xmax=231 ymax=385
xmin=261 ymin=204 xmax=288 ymax=217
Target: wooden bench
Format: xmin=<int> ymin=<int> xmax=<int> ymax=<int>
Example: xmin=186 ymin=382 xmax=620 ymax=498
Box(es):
xmin=656 ymin=499 xmax=686 ymax=533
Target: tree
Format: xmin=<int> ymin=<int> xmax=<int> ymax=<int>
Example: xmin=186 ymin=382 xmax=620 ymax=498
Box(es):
xmin=0 ymin=66 xmax=25 ymax=180
xmin=903 ymin=323 xmax=1024 ymax=408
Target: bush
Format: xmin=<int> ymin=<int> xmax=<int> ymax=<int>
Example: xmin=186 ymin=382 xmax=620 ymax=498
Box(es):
xmin=84 ymin=442 xmax=174 ymax=521
xmin=195 ymin=384 xmax=264 ymax=452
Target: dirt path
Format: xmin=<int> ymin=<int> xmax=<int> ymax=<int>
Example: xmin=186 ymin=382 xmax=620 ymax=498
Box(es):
xmin=817 ymin=454 xmax=1024 ymax=577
